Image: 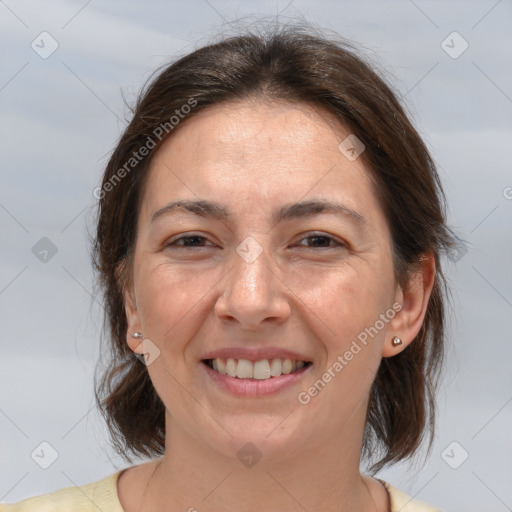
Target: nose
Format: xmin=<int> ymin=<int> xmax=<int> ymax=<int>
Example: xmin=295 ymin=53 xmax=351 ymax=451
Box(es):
xmin=213 ymin=239 xmax=291 ymax=330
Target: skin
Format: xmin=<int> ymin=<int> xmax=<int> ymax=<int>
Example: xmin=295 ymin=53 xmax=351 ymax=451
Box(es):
xmin=117 ymin=99 xmax=435 ymax=511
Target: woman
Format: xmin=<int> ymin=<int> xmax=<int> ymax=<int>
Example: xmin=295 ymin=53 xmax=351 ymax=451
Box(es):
xmin=2 ymin=24 xmax=455 ymax=511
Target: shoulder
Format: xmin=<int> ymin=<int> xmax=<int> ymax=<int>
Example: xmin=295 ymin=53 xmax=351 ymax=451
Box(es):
xmin=381 ymin=480 xmax=442 ymax=512
xmin=0 ymin=471 xmax=124 ymax=512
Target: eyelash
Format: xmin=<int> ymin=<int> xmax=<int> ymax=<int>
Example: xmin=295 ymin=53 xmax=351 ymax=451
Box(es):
xmin=166 ymin=233 xmax=346 ymax=250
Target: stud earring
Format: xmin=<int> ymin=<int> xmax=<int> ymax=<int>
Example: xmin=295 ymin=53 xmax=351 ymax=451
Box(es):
xmin=132 ymin=332 xmax=143 ymax=339
xmin=392 ymin=336 xmax=403 ymax=346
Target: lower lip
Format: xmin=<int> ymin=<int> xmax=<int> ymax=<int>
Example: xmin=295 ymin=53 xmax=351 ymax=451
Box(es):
xmin=201 ymin=362 xmax=311 ymax=396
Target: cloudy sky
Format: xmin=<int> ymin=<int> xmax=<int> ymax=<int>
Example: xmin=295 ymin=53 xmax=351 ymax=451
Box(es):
xmin=1 ymin=1 xmax=511 ymax=511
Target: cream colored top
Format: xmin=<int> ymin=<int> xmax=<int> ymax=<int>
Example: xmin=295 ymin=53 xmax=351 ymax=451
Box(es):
xmin=0 ymin=470 xmax=441 ymax=511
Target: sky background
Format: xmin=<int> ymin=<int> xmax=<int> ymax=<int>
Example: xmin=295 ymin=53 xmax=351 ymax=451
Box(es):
xmin=1 ymin=1 xmax=511 ymax=511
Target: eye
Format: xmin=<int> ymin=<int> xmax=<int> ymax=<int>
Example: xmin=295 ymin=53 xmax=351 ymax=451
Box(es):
xmin=165 ymin=233 xmax=345 ymax=250
xmin=166 ymin=234 xmax=216 ymax=249
xmin=295 ymin=233 xmax=346 ymax=249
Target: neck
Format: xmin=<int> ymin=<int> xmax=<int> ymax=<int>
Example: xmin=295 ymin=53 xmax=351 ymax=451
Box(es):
xmin=139 ymin=411 xmax=384 ymax=512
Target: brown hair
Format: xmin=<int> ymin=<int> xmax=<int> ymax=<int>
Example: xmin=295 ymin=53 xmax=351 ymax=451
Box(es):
xmin=93 ymin=23 xmax=456 ymax=472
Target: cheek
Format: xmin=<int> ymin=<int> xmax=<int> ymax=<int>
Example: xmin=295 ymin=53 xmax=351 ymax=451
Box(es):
xmin=134 ymin=263 xmax=218 ymax=406
xmin=301 ymin=261 xmax=394 ymax=393
xmin=135 ymin=262 xmax=216 ymax=353
xmin=293 ymin=260 xmax=391 ymax=340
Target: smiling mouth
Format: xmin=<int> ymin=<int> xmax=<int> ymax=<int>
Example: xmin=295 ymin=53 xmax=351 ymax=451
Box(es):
xmin=202 ymin=357 xmax=312 ymax=380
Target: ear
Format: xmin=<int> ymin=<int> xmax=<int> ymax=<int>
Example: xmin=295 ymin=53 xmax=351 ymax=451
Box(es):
xmin=116 ymin=260 xmax=144 ymax=355
xmin=382 ymin=253 xmax=436 ymax=357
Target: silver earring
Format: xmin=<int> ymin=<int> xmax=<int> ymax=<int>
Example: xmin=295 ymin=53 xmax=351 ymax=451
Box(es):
xmin=132 ymin=332 xmax=142 ymax=339
xmin=392 ymin=336 xmax=402 ymax=346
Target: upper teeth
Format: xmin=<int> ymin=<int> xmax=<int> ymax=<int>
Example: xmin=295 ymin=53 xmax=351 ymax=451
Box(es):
xmin=210 ymin=358 xmax=306 ymax=380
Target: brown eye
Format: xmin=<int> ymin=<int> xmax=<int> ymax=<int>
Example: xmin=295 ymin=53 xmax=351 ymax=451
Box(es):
xmin=296 ymin=234 xmax=345 ymax=249
xmin=166 ymin=235 xmax=216 ymax=248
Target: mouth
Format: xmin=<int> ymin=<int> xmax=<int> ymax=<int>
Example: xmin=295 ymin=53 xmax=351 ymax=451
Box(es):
xmin=202 ymin=357 xmax=312 ymax=380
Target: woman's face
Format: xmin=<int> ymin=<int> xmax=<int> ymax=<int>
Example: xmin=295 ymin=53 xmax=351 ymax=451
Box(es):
xmin=125 ymin=100 xmax=403 ymax=462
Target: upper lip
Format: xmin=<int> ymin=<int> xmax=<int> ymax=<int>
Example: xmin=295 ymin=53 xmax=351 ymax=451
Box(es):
xmin=201 ymin=347 xmax=312 ymax=363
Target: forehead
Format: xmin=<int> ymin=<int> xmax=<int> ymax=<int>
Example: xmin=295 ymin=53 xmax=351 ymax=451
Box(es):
xmin=159 ymin=100 xmax=350 ymax=169
xmin=139 ymin=100 xmax=384 ymax=229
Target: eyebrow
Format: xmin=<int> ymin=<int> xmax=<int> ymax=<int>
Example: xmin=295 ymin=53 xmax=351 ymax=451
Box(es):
xmin=150 ymin=198 xmax=366 ymax=226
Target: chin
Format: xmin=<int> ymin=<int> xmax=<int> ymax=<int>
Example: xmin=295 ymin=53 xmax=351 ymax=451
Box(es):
xmin=205 ymin=412 xmax=311 ymax=466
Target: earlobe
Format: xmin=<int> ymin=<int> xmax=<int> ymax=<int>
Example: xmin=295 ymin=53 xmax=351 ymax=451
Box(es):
xmin=130 ymin=331 xmax=144 ymax=354
xmin=382 ymin=253 xmax=436 ymax=358
xmin=115 ymin=258 xmax=143 ymax=353
xmin=123 ymin=287 xmax=143 ymax=353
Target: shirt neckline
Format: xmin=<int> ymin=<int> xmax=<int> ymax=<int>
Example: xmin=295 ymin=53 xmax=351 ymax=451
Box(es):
xmin=111 ymin=469 xmax=393 ymax=512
